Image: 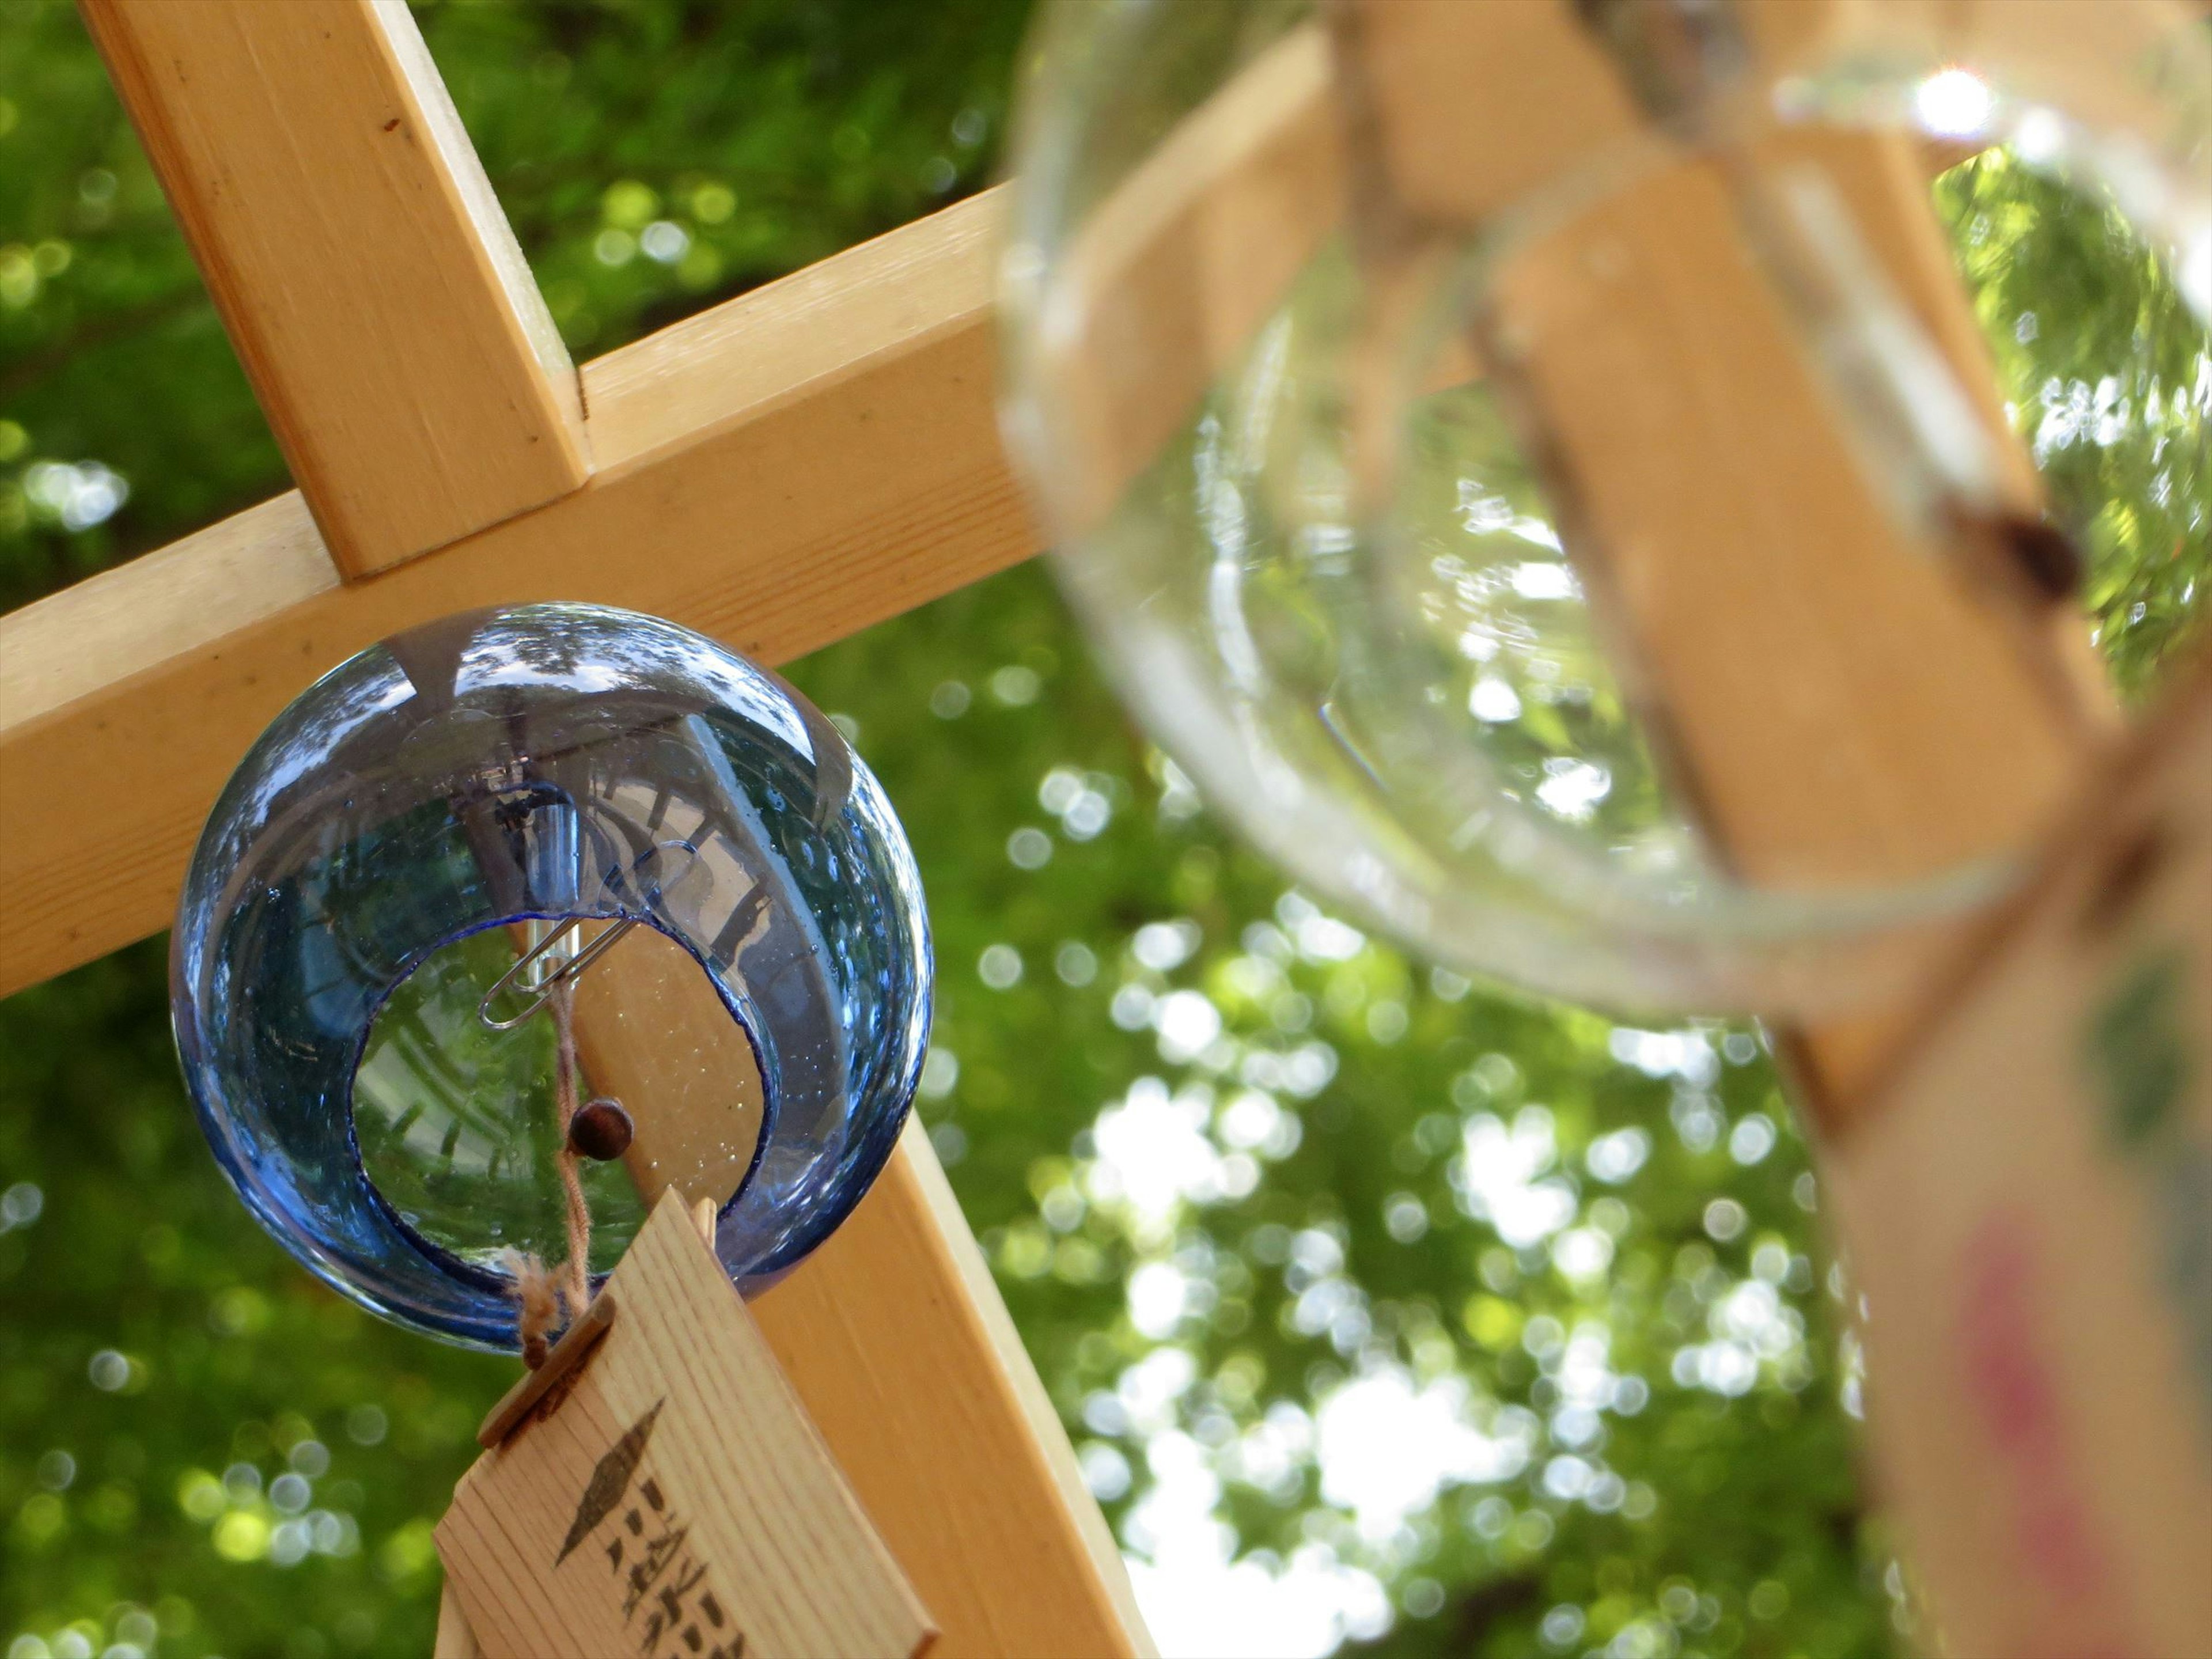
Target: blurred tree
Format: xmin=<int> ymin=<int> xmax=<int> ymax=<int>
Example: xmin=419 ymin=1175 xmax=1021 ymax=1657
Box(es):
xmin=1 ymin=5 xmax=2203 ymax=1659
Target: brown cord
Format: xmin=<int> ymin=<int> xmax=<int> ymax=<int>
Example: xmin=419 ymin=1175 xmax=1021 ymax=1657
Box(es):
xmin=551 ymin=977 xmax=593 ymax=1319
xmin=510 ymin=969 xmax=597 ymax=1367
xmin=505 ymin=1250 xmax=562 ymax=1370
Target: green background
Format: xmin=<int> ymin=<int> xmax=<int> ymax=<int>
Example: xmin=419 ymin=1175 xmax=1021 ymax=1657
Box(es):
xmin=1 ymin=3 xmax=2204 ymax=1657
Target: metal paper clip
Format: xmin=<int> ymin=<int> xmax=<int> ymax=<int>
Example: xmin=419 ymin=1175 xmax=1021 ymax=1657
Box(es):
xmin=479 ymin=916 xmax=639 ymax=1031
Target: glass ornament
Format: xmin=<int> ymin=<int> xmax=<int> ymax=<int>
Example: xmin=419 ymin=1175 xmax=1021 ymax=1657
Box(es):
xmin=171 ymin=604 xmax=930 ymax=1350
xmin=999 ymin=0 xmax=2210 ymax=1014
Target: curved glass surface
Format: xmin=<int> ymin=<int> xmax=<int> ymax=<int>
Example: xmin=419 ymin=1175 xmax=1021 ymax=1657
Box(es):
xmin=998 ymin=0 xmax=2210 ymax=1014
xmin=171 ymin=604 xmax=931 ymax=1349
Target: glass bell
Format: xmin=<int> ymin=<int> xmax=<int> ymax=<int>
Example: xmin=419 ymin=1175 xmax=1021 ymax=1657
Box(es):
xmin=997 ymin=0 xmax=2210 ymax=1014
xmin=170 ymin=604 xmax=931 ymax=1349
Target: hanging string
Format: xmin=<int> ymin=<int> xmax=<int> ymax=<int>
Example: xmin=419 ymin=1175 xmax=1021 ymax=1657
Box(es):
xmin=550 ymin=975 xmax=593 ymax=1318
xmin=505 ymin=953 xmax=598 ymax=1369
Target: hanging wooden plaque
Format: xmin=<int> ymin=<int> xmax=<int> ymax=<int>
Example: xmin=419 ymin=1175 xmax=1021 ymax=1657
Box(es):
xmin=435 ymin=1191 xmax=937 ymax=1659
xmin=1827 ymin=661 xmax=2212 ymax=1657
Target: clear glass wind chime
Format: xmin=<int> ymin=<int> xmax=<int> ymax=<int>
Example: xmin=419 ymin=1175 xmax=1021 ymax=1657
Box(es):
xmin=996 ymin=0 xmax=2211 ymax=1016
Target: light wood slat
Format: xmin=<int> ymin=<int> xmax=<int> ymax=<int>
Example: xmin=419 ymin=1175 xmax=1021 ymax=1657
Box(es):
xmin=1487 ymin=138 xmax=2077 ymax=897
xmin=568 ymin=922 xmax=766 ymax=1215
xmin=1342 ymin=0 xmax=1642 ymax=226
xmin=77 ymin=0 xmax=589 ymax=578
xmin=0 ymin=189 xmax=1021 ymax=999
xmin=1476 ymin=128 xmax=2111 ymax=1109
xmin=0 ymin=170 xmax=1143 ymax=1648
xmin=1029 ymin=25 xmax=1344 ymax=535
xmin=752 ymin=1125 xmax=1153 ymax=1658
xmin=545 ymin=922 xmax=1146 ymax=1650
xmin=433 ymin=1584 xmax=482 ymax=1659
xmin=1342 ymin=7 xmax=2116 ymax=1107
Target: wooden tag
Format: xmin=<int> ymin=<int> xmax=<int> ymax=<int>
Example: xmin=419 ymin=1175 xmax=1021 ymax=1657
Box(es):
xmin=1828 ymin=663 xmax=2212 ymax=1657
xmin=435 ymin=1191 xmax=936 ymax=1659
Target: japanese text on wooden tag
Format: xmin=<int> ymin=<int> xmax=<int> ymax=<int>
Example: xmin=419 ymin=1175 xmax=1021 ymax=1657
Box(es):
xmin=436 ymin=1191 xmax=935 ymax=1659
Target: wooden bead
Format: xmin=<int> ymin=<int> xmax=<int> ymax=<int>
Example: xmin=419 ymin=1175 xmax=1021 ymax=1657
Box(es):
xmin=569 ymin=1097 xmax=635 ymax=1162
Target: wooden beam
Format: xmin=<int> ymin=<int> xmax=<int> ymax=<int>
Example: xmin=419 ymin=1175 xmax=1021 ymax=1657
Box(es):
xmin=77 ymin=0 xmax=589 ymax=578
xmin=539 ymin=946 xmax=1147 ymax=1652
xmin=1477 ymin=130 xmax=2107 ymax=1102
xmin=753 ymin=1124 xmax=1153 ymax=1658
xmin=0 ymin=189 xmax=1023 ymax=999
xmin=1485 ymin=134 xmax=2074 ymax=895
xmin=0 ymin=157 xmax=1146 ymax=1643
xmin=567 ymin=921 xmax=766 ymax=1214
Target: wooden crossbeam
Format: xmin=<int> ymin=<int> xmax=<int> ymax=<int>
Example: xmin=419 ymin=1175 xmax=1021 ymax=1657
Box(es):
xmin=0 ymin=187 xmax=1022 ymax=1001
xmin=0 ymin=176 xmax=1143 ymax=1659
xmin=1033 ymin=9 xmax=1980 ymax=541
xmin=78 ymin=0 xmax=589 ymax=578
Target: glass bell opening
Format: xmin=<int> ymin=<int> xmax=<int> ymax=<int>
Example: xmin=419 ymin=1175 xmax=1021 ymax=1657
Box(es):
xmin=353 ymin=914 xmax=766 ymax=1283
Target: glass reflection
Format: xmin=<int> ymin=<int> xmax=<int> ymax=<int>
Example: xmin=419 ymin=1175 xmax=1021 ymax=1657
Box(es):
xmin=171 ymin=604 xmax=931 ymax=1349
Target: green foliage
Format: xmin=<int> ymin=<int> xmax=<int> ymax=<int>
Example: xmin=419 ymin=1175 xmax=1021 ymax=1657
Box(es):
xmin=1935 ymin=151 xmax=2211 ymax=699
xmin=0 ymin=0 xmax=1021 ymax=613
xmin=1 ymin=5 xmax=2204 ymax=1659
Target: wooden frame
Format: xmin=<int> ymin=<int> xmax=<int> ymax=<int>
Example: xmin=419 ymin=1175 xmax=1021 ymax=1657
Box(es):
xmin=1024 ymin=0 xmax=2115 ymax=1111
xmin=77 ymin=0 xmax=590 ymax=578
xmin=12 ymin=5 xmax=1146 ymax=1655
xmin=3 ymin=0 xmax=2173 ymax=1651
xmin=0 ymin=187 xmax=1019 ymax=1002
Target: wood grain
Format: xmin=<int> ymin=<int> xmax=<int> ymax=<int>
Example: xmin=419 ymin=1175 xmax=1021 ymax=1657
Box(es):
xmin=753 ymin=1122 xmax=1154 ymax=1658
xmin=477 ymin=1291 xmax=619 ymax=1449
xmin=438 ymin=1192 xmax=934 ymax=1659
xmin=1482 ymin=131 xmax=2112 ymax=1107
xmin=0 ymin=190 xmax=1021 ymax=999
xmin=433 ymin=1583 xmax=482 ymax=1659
xmin=77 ymin=0 xmax=588 ymax=578
xmin=567 ymin=921 xmax=766 ymax=1214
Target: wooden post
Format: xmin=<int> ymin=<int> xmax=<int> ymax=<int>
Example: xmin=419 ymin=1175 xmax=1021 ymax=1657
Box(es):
xmin=753 ymin=1123 xmax=1152 ymax=1657
xmin=77 ymin=0 xmax=589 ymax=577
